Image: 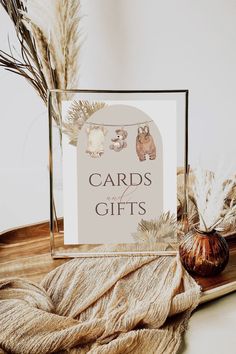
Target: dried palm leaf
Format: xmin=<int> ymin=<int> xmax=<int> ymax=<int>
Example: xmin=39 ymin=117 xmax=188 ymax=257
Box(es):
xmin=216 ymin=203 xmax=236 ymax=236
xmin=132 ymin=212 xmax=176 ymax=245
xmin=226 ymin=182 xmax=236 ymax=206
xmin=62 ymin=100 xmax=107 ymax=145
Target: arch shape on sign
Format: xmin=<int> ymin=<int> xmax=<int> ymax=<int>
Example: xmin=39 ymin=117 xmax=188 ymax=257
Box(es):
xmin=76 ymin=103 xmax=164 ymax=244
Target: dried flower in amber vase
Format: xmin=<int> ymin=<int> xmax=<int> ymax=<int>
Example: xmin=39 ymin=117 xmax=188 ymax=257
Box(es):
xmin=179 ymin=228 xmax=229 ymax=277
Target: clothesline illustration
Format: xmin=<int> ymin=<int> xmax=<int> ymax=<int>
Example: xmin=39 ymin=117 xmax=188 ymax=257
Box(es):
xmin=85 ymin=123 xmax=157 ymax=160
xmin=84 ymin=119 xmax=153 ymax=127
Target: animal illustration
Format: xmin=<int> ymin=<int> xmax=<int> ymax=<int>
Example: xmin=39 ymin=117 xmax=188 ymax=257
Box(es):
xmin=136 ymin=125 xmax=157 ymax=161
xmin=109 ymin=128 xmax=128 ymax=152
xmin=86 ymin=125 xmax=107 ymax=158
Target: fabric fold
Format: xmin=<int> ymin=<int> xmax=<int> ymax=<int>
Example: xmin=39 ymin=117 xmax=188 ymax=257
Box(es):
xmin=0 ymin=254 xmax=201 ymax=354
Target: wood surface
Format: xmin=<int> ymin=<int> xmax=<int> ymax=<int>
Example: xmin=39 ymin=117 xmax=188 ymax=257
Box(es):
xmin=0 ymin=221 xmax=236 ymax=303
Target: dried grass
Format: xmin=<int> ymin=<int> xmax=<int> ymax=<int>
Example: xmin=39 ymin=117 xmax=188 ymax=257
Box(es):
xmin=0 ymin=0 xmax=81 ymax=124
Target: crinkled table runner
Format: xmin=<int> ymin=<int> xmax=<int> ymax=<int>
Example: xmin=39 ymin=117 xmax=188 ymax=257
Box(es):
xmin=0 ymin=254 xmax=201 ymax=354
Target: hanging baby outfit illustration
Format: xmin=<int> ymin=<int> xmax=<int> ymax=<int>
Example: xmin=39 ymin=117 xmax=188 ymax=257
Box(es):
xmin=136 ymin=125 xmax=157 ymax=161
xmin=86 ymin=125 xmax=107 ymax=158
xmin=85 ymin=123 xmax=157 ymax=159
xmin=109 ymin=128 xmax=128 ymax=152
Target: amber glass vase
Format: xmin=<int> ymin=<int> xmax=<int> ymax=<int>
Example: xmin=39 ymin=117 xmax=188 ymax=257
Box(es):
xmin=179 ymin=228 xmax=229 ymax=277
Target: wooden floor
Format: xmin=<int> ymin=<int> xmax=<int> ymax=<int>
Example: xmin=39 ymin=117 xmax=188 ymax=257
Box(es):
xmin=0 ymin=221 xmax=236 ymax=303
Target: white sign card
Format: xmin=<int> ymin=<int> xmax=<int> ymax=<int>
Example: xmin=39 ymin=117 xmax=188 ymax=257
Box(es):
xmin=61 ymin=94 xmax=178 ymax=245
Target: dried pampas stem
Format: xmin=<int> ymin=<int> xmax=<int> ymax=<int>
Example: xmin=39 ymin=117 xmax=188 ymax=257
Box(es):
xmin=55 ymin=0 xmax=81 ymax=89
xmin=24 ymin=20 xmax=54 ymax=89
xmin=0 ymin=0 xmax=48 ymax=103
xmin=177 ymin=168 xmax=236 ymax=237
xmin=21 ymin=0 xmax=81 ymax=100
xmin=192 ymin=166 xmax=235 ymax=232
xmin=0 ymin=0 xmax=81 ymax=124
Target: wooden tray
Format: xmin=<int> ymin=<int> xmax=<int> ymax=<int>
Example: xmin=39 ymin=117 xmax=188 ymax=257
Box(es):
xmin=0 ymin=221 xmax=235 ymax=304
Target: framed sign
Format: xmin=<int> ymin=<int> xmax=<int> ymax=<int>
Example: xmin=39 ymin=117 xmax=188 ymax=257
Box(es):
xmin=48 ymin=89 xmax=188 ymax=258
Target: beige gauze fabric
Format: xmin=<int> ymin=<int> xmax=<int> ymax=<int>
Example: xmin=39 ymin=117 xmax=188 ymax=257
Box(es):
xmin=0 ymin=254 xmax=201 ymax=354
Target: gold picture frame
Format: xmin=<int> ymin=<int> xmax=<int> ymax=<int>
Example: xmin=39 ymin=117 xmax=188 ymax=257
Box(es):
xmin=48 ymin=89 xmax=189 ymax=258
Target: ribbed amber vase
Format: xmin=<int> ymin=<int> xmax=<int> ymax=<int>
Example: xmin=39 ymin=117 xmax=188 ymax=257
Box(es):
xmin=179 ymin=228 xmax=229 ymax=277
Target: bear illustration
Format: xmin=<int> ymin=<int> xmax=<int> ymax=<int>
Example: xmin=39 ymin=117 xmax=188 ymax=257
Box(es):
xmin=109 ymin=128 xmax=128 ymax=152
xmin=86 ymin=125 xmax=107 ymax=158
xmin=136 ymin=125 xmax=156 ymax=161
